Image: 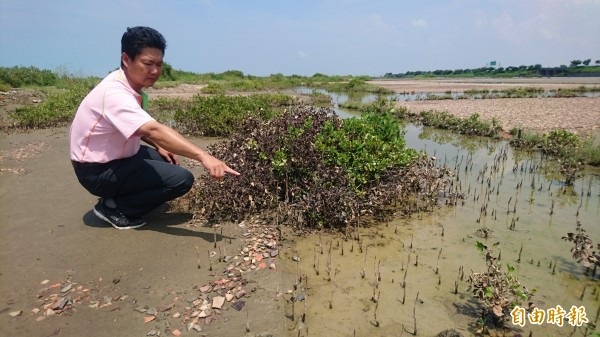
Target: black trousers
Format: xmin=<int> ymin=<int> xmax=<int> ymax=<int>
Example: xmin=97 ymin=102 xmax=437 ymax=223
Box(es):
xmin=73 ymin=145 xmax=194 ymax=217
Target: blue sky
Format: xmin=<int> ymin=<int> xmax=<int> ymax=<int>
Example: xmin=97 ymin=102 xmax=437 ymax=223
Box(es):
xmin=1 ymin=0 xmax=599 ymax=77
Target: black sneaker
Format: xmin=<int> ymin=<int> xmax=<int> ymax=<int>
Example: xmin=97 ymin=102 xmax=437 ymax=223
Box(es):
xmin=93 ymin=200 xmax=146 ymax=230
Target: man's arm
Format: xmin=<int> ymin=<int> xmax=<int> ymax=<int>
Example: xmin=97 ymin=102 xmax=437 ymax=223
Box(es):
xmin=141 ymin=135 xmax=178 ymax=164
xmin=137 ymin=120 xmax=240 ymax=179
xmin=141 ymin=135 xmax=159 ymax=149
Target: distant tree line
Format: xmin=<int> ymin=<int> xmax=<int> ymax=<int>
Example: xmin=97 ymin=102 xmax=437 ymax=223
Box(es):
xmin=384 ymin=58 xmax=600 ymax=78
xmin=568 ymin=59 xmax=599 ymax=67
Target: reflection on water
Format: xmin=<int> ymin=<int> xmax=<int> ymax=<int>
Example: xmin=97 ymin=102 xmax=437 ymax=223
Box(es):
xmin=282 ymin=122 xmax=600 ymax=337
xmin=293 ymin=87 xmax=357 ymax=118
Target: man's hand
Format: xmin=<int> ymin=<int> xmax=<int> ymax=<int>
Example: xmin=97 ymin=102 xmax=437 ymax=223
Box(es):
xmin=200 ymin=153 xmax=240 ymax=180
xmin=138 ymin=121 xmax=240 ymax=178
xmin=157 ymin=147 xmax=179 ymax=165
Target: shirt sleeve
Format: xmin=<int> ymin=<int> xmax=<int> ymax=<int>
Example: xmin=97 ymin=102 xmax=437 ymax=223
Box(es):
xmin=102 ymin=88 xmax=155 ymax=139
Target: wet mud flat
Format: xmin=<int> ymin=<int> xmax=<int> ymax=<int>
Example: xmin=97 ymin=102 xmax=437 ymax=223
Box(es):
xmin=2 ymin=77 xmax=600 ymax=337
xmin=278 ymin=126 xmax=600 ymax=337
xmin=0 ymin=128 xmax=295 ymax=337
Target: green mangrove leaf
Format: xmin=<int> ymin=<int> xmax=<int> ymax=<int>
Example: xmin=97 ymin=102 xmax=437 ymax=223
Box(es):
xmin=475 ymin=241 xmax=485 ymax=252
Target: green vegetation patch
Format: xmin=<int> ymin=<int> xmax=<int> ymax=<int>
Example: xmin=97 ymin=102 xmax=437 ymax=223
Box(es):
xmin=156 ymin=66 xmax=380 ymax=93
xmin=172 ymin=93 xmax=297 ymax=136
xmin=418 ymin=110 xmax=501 ymax=137
xmin=0 ymin=66 xmax=59 ymax=88
xmin=339 ymin=96 xmax=399 ymax=114
xmin=185 ymin=107 xmax=444 ymax=229
xmin=510 ymin=129 xmax=600 ymax=182
xmin=309 ymin=91 xmax=332 ymax=105
xmin=315 ymin=112 xmax=418 ymax=192
xmin=8 ymin=79 xmax=96 ymax=129
xmin=319 ymin=78 xmax=394 ymax=95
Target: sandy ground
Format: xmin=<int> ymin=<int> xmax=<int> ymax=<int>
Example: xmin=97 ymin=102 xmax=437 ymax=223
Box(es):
xmin=0 ymin=127 xmax=294 ymax=337
xmin=396 ymin=97 xmax=599 ymax=135
xmin=369 ymin=77 xmax=600 ymax=93
xmin=370 ymin=78 xmax=600 ymax=136
xmin=1 ymin=77 xmax=599 ymax=337
xmin=146 ymin=84 xmax=207 ymax=100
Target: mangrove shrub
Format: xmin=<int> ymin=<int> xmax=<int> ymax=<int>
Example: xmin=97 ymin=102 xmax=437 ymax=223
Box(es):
xmin=184 ymin=107 xmax=450 ymax=229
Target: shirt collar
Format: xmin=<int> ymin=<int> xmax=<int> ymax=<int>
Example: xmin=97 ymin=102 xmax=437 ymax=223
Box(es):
xmin=115 ymin=68 xmax=146 ymax=108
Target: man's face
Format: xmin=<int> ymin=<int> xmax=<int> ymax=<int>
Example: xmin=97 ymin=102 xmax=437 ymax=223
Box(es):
xmin=122 ymin=47 xmax=163 ymax=91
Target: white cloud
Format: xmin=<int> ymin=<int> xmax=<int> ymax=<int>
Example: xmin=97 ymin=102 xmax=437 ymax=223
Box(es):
xmin=488 ymin=0 xmax=600 ymax=45
xmin=366 ymin=14 xmax=385 ymax=27
xmin=490 ymin=11 xmax=522 ymax=44
xmin=298 ymin=51 xmax=308 ymax=58
xmin=357 ymin=13 xmax=392 ymax=35
xmin=411 ymin=18 xmax=427 ymax=28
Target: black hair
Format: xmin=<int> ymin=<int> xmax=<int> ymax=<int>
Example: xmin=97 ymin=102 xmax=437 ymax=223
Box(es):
xmin=120 ymin=26 xmax=167 ymax=67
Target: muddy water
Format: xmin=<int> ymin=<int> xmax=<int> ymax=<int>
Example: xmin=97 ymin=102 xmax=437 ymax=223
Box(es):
xmin=281 ymin=124 xmax=600 ymax=337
